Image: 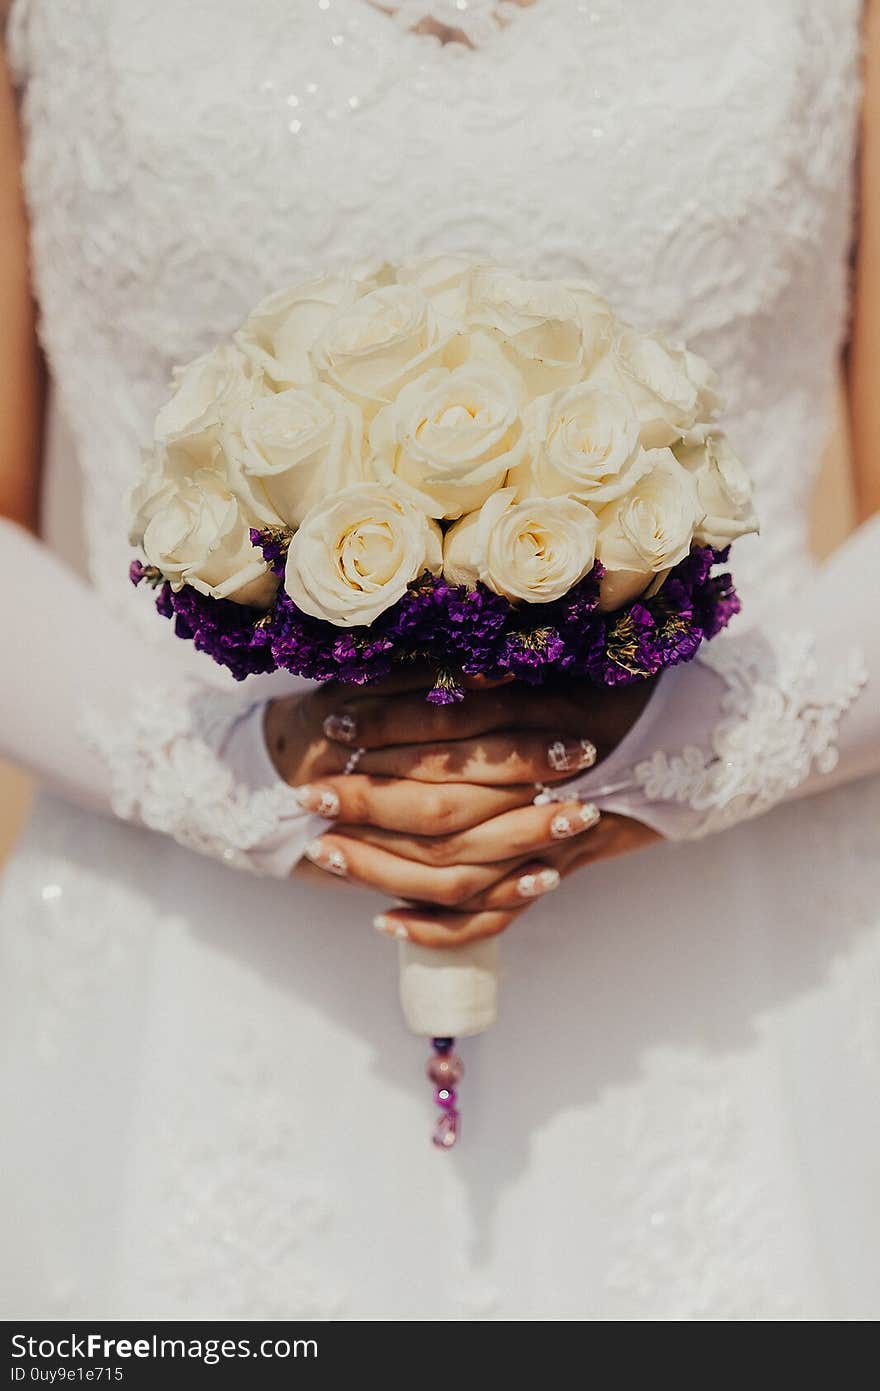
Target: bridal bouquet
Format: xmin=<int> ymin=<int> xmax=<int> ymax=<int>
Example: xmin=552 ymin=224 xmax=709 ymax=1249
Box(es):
xmin=129 ymin=258 xmax=756 ymax=1144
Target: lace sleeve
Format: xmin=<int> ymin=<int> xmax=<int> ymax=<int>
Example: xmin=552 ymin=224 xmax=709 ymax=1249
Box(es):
xmin=0 ymin=519 xmax=322 ymax=876
xmin=563 ymin=515 xmax=879 ymax=840
xmin=81 ymin=688 xmax=320 ymax=877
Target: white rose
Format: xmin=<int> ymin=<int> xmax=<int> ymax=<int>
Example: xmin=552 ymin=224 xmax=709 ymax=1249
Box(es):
xmin=509 ymin=383 xmax=650 ymax=506
xmin=465 ymin=267 xmax=593 ymax=395
xmin=565 ymin=277 xmax=615 ymax=333
xmin=153 ymin=344 xmax=260 ymax=465
xmin=596 ymin=449 xmax=702 ymax=610
xmin=395 ymin=254 xmax=474 ymax=321
xmin=311 ymin=284 xmax=454 ymax=416
xmin=594 ymin=328 xmax=709 ymax=448
xmin=443 ymin=489 xmax=599 ymax=604
xmin=675 ymin=430 xmax=758 ymax=548
xmin=683 ymin=346 xmax=724 ymax=420
xmin=369 ymin=361 xmax=524 ymax=519
xmin=221 ymin=384 xmax=365 ymax=528
xmin=284 ymin=482 xmax=443 ymax=626
xmin=142 ymin=470 xmax=276 ymax=607
xmin=566 ymin=277 xmax=616 ymax=373
xmin=235 ymin=272 xmax=369 ymax=388
xmin=129 ymin=447 xmax=182 ymax=547
xmin=349 ymin=258 xmax=397 ymax=288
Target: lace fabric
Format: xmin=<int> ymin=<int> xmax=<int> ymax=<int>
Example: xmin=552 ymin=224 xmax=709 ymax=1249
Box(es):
xmin=630 ymin=634 xmax=868 ymax=838
xmin=82 ymin=686 xmax=317 ymax=876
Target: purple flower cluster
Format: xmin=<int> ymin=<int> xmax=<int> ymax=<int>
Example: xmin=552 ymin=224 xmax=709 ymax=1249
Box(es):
xmin=132 ymin=546 xmax=740 ymax=702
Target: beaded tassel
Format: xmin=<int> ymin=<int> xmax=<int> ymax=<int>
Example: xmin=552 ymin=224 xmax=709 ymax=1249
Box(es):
xmin=428 ymin=1037 xmax=464 ymax=1149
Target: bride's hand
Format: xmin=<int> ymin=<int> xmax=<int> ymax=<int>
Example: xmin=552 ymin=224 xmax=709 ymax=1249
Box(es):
xmin=311 ymin=675 xmax=654 ymax=785
xmin=268 ymin=676 xmax=548 ymax=904
xmin=286 ymin=677 xmax=657 ymax=937
xmin=371 ymin=812 xmax=660 ymax=947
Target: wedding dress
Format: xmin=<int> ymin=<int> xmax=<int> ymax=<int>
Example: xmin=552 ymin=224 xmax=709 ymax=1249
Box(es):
xmin=2 ymin=0 xmax=879 ymax=1320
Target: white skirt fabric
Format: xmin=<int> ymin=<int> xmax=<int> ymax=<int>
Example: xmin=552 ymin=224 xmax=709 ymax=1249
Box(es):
xmin=2 ymin=774 xmax=879 ymax=1321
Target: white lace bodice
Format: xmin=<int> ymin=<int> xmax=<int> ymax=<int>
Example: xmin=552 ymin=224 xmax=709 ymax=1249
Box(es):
xmin=8 ymin=0 xmax=862 ymax=630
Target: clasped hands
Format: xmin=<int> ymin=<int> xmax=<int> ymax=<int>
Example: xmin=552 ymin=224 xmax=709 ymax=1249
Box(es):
xmin=267 ymin=670 xmax=658 ymax=947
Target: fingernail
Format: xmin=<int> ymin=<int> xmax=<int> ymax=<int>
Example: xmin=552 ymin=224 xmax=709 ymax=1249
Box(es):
xmin=550 ymin=813 xmax=571 ymax=838
xmin=304 ymin=839 xmax=347 ymax=876
xmin=546 ymin=738 xmax=597 ymax=773
xmin=552 ymin=802 xmax=600 ymax=837
xmin=516 ymin=867 xmax=560 ymax=899
xmin=295 ymin=785 xmax=341 ymax=818
xmin=373 ymin=914 xmax=408 ymax=940
xmin=323 ymin=712 xmax=357 ymax=744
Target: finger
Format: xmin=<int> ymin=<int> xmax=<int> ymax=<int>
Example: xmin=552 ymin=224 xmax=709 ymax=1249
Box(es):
xmin=455 ymin=859 xmax=564 ymax=911
xmin=320 ymin=685 xmax=591 ymax=751
xmin=372 ymin=904 xmax=522 ymax=949
xmin=269 ymin=668 xmax=484 ymax=784
xmin=355 ymin=732 xmax=599 ymax=785
xmin=460 ymin=673 xmax=516 ymax=691
xmin=276 ymin=668 xmax=446 ymax=773
xmin=315 ymin=663 xmax=440 ymax=711
xmin=455 ymin=813 xmax=660 ymax=909
xmin=339 ymin=800 xmax=601 ymax=866
xmin=300 ymin=832 xmax=527 ymax=908
xmin=292 ymin=775 xmax=535 ymax=833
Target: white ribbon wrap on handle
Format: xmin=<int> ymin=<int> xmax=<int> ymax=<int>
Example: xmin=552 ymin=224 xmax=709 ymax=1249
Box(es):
xmin=397 ymin=940 xmax=499 ymax=1037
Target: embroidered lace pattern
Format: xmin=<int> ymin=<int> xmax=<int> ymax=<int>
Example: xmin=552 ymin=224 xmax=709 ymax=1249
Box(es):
xmin=81 ymin=687 xmax=305 ymax=873
xmin=631 ymin=634 xmax=868 ymax=838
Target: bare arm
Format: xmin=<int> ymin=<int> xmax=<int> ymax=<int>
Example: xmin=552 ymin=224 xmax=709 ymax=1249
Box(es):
xmin=847 ymin=0 xmax=880 ymax=523
xmin=0 ymin=30 xmax=42 ymax=531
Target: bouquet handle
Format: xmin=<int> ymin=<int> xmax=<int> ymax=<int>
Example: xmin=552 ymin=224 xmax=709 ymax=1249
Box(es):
xmin=398 ymin=939 xmax=498 ymax=1149
xmin=397 ymin=939 xmax=499 ymax=1037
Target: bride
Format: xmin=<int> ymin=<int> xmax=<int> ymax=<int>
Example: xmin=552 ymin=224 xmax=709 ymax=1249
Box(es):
xmin=2 ymin=0 xmax=879 ymax=1320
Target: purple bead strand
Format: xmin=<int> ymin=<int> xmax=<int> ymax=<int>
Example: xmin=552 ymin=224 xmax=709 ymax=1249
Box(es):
xmin=429 ymin=1038 xmax=463 ymax=1149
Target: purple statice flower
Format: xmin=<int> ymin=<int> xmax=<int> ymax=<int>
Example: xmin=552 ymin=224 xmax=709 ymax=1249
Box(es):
xmin=251 ymin=526 xmax=293 ymax=580
xmin=140 ymin=545 xmax=740 ymax=697
xmin=696 ymin=567 xmax=741 ymax=639
xmin=130 ymin=559 xmax=164 ymax=589
xmin=426 ymin=669 xmax=466 ymax=705
xmin=498 ymin=627 xmax=567 ymax=685
xmin=158 ymin=582 xmax=276 ymax=680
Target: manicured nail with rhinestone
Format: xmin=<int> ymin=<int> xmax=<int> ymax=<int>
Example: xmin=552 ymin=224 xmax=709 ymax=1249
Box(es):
xmin=516 ymin=867 xmax=560 ymax=899
xmin=295 ymin=785 xmax=341 ymax=818
xmin=546 ymin=738 xmax=597 ymax=773
xmin=304 ymin=839 xmax=347 ymax=876
xmin=551 ymin=802 xmax=600 ymax=838
xmin=323 ymin=712 xmax=357 ymax=744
